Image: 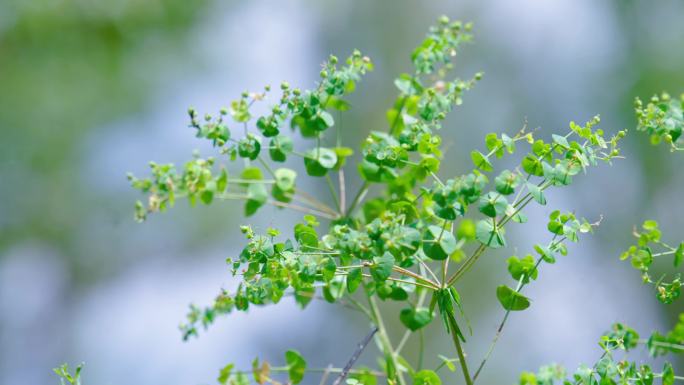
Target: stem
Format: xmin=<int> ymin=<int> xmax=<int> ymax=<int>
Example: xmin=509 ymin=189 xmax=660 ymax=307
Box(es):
xmin=295 ymin=190 xmax=339 ymax=216
xmin=339 ymin=169 xmax=346 ymax=214
xmin=326 ymin=174 xmax=342 ymax=213
xmin=267 ymin=199 xmax=338 ymax=220
xmin=331 ymin=327 xmax=379 ymax=385
xmin=445 ymin=310 xmax=473 ymax=385
xmin=257 ymin=156 xmax=275 ymax=178
xmin=367 ymin=296 xmax=408 ymax=385
xmin=392 ymin=266 xmax=441 ymax=289
xmin=346 ymin=182 xmax=369 ymax=217
xmin=213 ymin=193 xmax=338 ymax=219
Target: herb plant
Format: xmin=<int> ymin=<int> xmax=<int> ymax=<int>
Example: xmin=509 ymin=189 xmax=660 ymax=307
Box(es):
xmin=58 ymin=16 xmax=684 ymax=385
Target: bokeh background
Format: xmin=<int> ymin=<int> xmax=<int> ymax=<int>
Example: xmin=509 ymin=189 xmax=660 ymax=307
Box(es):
xmin=2 ymin=1 xmax=684 ymax=384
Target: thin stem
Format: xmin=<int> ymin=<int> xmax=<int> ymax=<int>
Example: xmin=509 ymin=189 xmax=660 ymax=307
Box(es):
xmin=267 ymin=199 xmax=338 ymax=220
xmin=346 ymin=182 xmax=369 ymax=217
xmin=325 ymin=174 xmax=342 ymax=213
xmin=445 ymin=310 xmax=473 ymax=385
xmin=417 ymin=258 xmax=441 ymax=285
xmin=213 ymin=193 xmax=338 ymax=219
xmin=295 ymin=190 xmax=339 ymax=216
xmin=367 ymin=296 xmax=408 ymax=385
xmin=339 ymin=169 xmax=346 ymax=214
xmin=392 ymin=266 xmax=441 ymax=289
xmin=331 ymin=327 xmax=379 ymax=385
xmin=418 ymin=329 xmax=425 ymax=370
xmin=257 ymin=156 xmax=275 ymax=178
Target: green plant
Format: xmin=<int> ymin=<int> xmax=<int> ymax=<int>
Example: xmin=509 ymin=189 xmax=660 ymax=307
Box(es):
xmin=54 ymin=363 xmax=83 ymax=385
xmin=57 ymin=16 xmax=684 ymax=385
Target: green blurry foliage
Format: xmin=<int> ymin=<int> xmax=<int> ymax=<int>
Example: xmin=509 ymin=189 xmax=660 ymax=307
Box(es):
xmin=0 ymin=0 xmax=208 ymax=254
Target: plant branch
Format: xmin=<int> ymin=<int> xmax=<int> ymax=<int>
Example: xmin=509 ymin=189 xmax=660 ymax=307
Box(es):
xmin=331 ymin=327 xmax=379 ymax=385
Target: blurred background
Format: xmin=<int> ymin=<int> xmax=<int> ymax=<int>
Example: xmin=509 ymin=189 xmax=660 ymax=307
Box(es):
xmin=2 ymin=0 xmax=684 ymax=384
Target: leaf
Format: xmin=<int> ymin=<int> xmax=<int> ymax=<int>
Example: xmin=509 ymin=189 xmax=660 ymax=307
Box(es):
xmin=521 ymin=154 xmax=543 ymax=176
xmin=274 ymin=168 xmax=296 ymax=191
xmin=413 ymin=369 xmax=442 ymax=385
xmin=437 ymin=355 xmax=456 ymax=372
xmin=294 ymin=223 xmax=318 ymax=249
xmin=478 ymin=192 xmax=508 ymax=218
xmin=507 ymin=255 xmax=538 ymax=283
xmin=675 ymin=243 xmax=684 ymax=267
xmin=347 ymin=268 xmax=363 ymax=293
xmin=456 ymin=219 xmax=476 ymax=241
xmin=285 ymin=350 xmax=306 ymax=384
xmin=218 ymin=363 xmax=234 ymax=385
xmin=552 ymin=134 xmax=570 ymax=148
xmin=318 ymin=110 xmax=335 ymax=128
xmin=333 ymin=147 xmax=354 ymax=169
xmin=245 ymin=184 xmax=267 ymax=216
xmin=526 ymin=182 xmax=547 ymax=205
xmin=663 ymin=362 xmax=674 ymax=385
xmin=252 ymin=358 xmax=270 ymax=384
xmin=216 ymin=168 xmax=228 ymax=192
xmin=304 ymin=147 xmax=338 ymax=176
xmin=494 ymin=170 xmax=519 ymax=195
xmin=269 ymin=135 xmax=293 ymax=162
xmin=496 ymin=285 xmax=530 ymax=311
xmin=371 ymin=252 xmax=395 ymax=282
xmin=476 ymin=219 xmax=506 ymax=248
xmin=471 ymin=150 xmax=493 ymax=172
xmin=399 ymin=307 xmax=433 ymax=331
xmin=422 ymin=225 xmax=457 ymax=260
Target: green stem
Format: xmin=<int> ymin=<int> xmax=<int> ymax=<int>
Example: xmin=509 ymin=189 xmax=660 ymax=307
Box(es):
xmin=445 ymin=310 xmax=473 ymax=385
xmin=326 ymin=174 xmax=342 ymax=213
xmin=368 ymin=296 xmax=407 ymax=385
xmin=346 ymin=182 xmax=369 ymax=217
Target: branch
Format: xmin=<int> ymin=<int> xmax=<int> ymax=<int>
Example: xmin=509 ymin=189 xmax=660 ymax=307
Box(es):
xmin=331 ymin=327 xmax=379 ymax=385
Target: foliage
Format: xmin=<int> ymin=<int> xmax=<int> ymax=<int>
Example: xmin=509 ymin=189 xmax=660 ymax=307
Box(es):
xmin=53 ymin=363 xmax=83 ymax=385
xmin=57 ymin=15 xmax=684 ymax=385
xmin=635 ymin=92 xmax=684 ymax=151
xmin=620 ymin=220 xmax=684 ymax=304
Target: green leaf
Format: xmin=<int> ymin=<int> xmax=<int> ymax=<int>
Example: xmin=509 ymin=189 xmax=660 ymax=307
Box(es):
xmin=526 ymin=182 xmax=546 ymax=205
xmin=494 ymin=170 xmax=519 ymax=195
xmin=216 ymin=168 xmax=228 ymax=192
xmin=478 ymin=192 xmax=508 ymax=218
xmin=347 ymin=268 xmax=363 ymax=293
xmin=496 ymin=285 xmax=530 ymax=311
xmin=285 ymin=350 xmax=306 ymax=385
xmin=399 ymin=307 xmax=433 ymax=331
xmin=675 ymin=243 xmax=684 ymax=267
xmin=245 ymin=183 xmax=267 ymax=216
xmin=552 ymin=134 xmax=570 ymax=148
xmin=422 ymin=225 xmax=457 ymax=260
xmin=318 ymin=110 xmax=335 ymax=128
xmin=522 ymin=154 xmax=543 ymax=176
xmin=663 ymin=362 xmax=674 ymax=385
xmin=437 ymin=355 xmax=456 ymax=372
xmin=456 ymin=219 xmax=476 ymax=241
xmin=274 ymin=168 xmax=296 ymax=191
xmin=371 ymin=252 xmax=395 ymax=281
xmin=294 ymin=223 xmax=318 ymax=249
xmin=304 ymin=147 xmax=338 ymax=176
xmin=471 ymin=150 xmax=493 ymax=172
xmin=269 ymin=135 xmax=293 ymax=162
xmin=413 ymin=370 xmax=442 ymax=385
xmin=507 ymin=255 xmax=538 ymax=283
xmin=218 ymin=363 xmax=234 ymax=385
xmin=476 ymin=219 xmax=506 ymax=248
xmin=333 ymin=147 xmax=354 ymax=169
xmin=631 ymin=248 xmax=653 ymax=271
